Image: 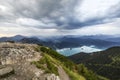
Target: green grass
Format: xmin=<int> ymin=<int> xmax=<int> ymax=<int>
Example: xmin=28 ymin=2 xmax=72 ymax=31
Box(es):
xmin=32 ymin=54 xmax=59 ymax=75
xmin=63 ymin=66 xmax=86 ymax=80
xmin=40 ymin=46 xmax=75 ymax=70
xmin=33 ymin=46 xmax=85 ymax=80
xmin=33 ymin=45 xmax=108 ymax=80
xmin=77 ymin=64 xmax=109 ymax=80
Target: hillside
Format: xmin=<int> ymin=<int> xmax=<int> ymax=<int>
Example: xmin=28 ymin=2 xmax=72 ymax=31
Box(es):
xmin=68 ymin=47 xmax=120 ymax=80
xmin=0 ymin=42 xmax=109 ymax=80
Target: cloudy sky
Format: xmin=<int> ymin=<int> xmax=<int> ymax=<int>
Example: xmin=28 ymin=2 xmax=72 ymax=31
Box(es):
xmin=0 ymin=0 xmax=120 ymax=37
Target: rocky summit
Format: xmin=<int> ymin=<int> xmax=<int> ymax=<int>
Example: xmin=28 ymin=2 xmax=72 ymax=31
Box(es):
xmin=0 ymin=42 xmax=60 ymax=80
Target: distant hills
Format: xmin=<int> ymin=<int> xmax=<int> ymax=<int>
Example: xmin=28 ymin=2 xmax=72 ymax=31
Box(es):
xmin=0 ymin=35 xmax=25 ymax=42
xmin=53 ymin=36 xmax=119 ymax=49
xmin=68 ymin=47 xmax=120 ymax=80
xmin=0 ymin=35 xmax=120 ymax=50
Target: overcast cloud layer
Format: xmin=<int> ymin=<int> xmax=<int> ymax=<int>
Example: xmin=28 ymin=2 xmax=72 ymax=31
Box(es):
xmin=0 ymin=0 xmax=120 ymax=37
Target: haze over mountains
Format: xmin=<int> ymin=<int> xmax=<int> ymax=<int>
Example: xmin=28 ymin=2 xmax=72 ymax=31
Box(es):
xmin=0 ymin=35 xmax=120 ymax=56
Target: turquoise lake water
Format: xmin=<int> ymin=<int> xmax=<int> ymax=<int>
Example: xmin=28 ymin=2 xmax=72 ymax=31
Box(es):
xmin=57 ymin=45 xmax=102 ymax=56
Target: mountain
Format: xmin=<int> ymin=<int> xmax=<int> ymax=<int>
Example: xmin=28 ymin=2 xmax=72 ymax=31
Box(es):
xmin=0 ymin=35 xmax=25 ymax=42
xmin=55 ymin=36 xmax=120 ymax=49
xmin=105 ymin=37 xmax=120 ymax=42
xmin=0 ymin=35 xmax=120 ymax=50
xmin=20 ymin=37 xmax=44 ymax=45
xmin=0 ymin=42 xmax=108 ymax=80
xmin=68 ymin=47 xmax=120 ymax=80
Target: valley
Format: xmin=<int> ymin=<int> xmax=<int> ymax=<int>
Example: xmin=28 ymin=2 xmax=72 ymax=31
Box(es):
xmin=68 ymin=47 xmax=120 ymax=80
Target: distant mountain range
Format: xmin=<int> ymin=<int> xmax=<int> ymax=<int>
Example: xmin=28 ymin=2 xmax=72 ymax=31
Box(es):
xmin=0 ymin=35 xmax=120 ymax=50
xmin=0 ymin=35 xmax=120 ymax=80
xmin=68 ymin=47 xmax=120 ymax=80
xmin=0 ymin=35 xmax=25 ymax=42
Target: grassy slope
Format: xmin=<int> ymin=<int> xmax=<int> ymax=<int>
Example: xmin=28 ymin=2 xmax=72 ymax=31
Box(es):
xmin=33 ymin=46 xmax=108 ymax=80
xmin=68 ymin=47 xmax=120 ymax=80
xmin=34 ymin=46 xmax=86 ymax=80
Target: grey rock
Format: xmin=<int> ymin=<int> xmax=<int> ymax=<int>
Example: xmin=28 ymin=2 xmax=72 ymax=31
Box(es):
xmin=46 ymin=74 xmax=60 ymax=80
xmin=0 ymin=43 xmax=61 ymax=80
xmin=0 ymin=65 xmax=14 ymax=77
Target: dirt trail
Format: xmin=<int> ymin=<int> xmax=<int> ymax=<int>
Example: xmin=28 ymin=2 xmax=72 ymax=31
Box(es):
xmin=58 ymin=66 xmax=70 ymax=80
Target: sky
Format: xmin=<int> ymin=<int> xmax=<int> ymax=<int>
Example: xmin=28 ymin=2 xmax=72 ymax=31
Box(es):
xmin=0 ymin=0 xmax=120 ymax=37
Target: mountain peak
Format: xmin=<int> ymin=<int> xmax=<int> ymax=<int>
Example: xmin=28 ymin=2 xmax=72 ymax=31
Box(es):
xmin=13 ymin=35 xmax=25 ymax=37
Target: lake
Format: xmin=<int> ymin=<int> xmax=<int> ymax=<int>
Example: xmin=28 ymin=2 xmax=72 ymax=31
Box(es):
xmin=57 ymin=45 xmax=102 ymax=56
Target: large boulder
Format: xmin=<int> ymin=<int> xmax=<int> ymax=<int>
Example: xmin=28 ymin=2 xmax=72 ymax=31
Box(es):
xmin=0 ymin=65 xmax=14 ymax=78
xmin=46 ymin=74 xmax=60 ymax=80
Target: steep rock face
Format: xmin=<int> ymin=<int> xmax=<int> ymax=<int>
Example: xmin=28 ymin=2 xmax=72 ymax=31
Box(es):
xmin=0 ymin=43 xmax=60 ymax=80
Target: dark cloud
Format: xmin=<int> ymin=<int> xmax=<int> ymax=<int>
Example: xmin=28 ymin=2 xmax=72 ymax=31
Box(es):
xmin=0 ymin=0 xmax=80 ymax=28
xmin=0 ymin=0 xmax=120 ymax=36
xmin=108 ymin=2 xmax=120 ymax=18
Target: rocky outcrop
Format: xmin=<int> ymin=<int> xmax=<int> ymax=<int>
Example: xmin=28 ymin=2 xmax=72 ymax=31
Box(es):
xmin=0 ymin=42 xmax=60 ymax=80
xmin=32 ymin=74 xmax=60 ymax=80
xmin=0 ymin=65 xmax=14 ymax=78
xmin=46 ymin=74 xmax=60 ymax=80
xmin=0 ymin=43 xmax=41 ymax=65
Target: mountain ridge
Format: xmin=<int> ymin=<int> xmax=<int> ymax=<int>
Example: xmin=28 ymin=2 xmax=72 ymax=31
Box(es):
xmin=68 ymin=46 xmax=120 ymax=80
xmin=0 ymin=35 xmax=119 ymax=50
